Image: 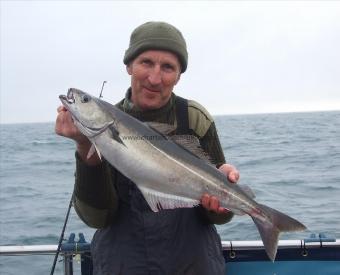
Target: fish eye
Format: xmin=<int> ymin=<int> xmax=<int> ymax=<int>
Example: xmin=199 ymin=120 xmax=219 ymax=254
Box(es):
xmin=81 ymin=94 xmax=91 ymax=103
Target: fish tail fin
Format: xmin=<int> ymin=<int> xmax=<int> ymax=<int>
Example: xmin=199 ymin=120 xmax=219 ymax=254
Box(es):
xmin=252 ymin=204 xmax=307 ymax=261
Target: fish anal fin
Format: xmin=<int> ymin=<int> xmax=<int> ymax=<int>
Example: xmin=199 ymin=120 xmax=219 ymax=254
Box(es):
xmin=139 ymin=186 xmax=199 ymax=212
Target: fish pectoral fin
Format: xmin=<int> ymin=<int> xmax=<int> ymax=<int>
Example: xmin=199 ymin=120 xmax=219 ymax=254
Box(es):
xmin=109 ymin=125 xmax=126 ymax=146
xmin=252 ymin=204 xmax=307 ymax=261
xmin=87 ymin=143 xmax=102 ymax=161
xmin=139 ymin=186 xmax=200 ymax=212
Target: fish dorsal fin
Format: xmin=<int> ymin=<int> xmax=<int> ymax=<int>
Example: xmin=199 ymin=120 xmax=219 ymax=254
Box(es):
xmin=170 ymin=135 xmax=215 ymax=164
xmin=139 ymin=186 xmax=200 ymax=212
xmin=145 ymin=122 xmax=176 ymax=136
xmin=240 ymin=184 xmax=256 ymax=199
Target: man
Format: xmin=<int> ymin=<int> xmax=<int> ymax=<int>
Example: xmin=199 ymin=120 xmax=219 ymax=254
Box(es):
xmin=56 ymin=21 xmax=239 ymax=275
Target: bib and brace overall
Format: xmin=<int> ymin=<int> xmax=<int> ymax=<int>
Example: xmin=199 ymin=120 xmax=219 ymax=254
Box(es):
xmin=91 ymin=97 xmax=225 ymax=275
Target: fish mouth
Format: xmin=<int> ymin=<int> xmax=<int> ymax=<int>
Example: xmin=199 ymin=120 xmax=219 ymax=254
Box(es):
xmin=59 ymin=89 xmax=75 ymax=105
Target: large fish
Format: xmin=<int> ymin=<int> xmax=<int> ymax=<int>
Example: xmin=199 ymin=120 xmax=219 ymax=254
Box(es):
xmin=60 ymin=88 xmax=306 ymax=261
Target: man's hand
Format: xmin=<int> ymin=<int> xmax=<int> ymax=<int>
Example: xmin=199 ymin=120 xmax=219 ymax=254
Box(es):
xmin=201 ymin=193 xmax=229 ymax=214
xmin=200 ymin=164 xmax=239 ymax=214
xmin=219 ymin=163 xmax=240 ymax=183
xmin=55 ymin=106 xmax=100 ymax=165
xmin=55 ymin=106 xmax=87 ymax=143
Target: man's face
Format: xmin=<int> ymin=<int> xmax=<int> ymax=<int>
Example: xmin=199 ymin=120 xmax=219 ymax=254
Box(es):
xmin=127 ymin=50 xmax=181 ymax=110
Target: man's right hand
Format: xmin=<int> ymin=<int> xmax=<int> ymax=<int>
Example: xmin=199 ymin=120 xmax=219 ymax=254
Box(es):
xmin=55 ymin=106 xmax=85 ymax=142
xmin=55 ymin=106 xmax=101 ymax=165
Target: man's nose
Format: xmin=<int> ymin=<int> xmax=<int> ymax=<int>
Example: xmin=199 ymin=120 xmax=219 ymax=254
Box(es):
xmin=148 ymin=66 xmax=162 ymax=86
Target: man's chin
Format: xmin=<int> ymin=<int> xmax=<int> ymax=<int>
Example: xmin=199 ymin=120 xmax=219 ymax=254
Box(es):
xmin=139 ymin=101 xmax=161 ymax=110
xmin=135 ymin=90 xmax=170 ymax=110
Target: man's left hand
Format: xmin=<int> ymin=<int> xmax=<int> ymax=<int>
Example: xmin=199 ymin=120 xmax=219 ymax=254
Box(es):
xmin=200 ymin=164 xmax=239 ymax=214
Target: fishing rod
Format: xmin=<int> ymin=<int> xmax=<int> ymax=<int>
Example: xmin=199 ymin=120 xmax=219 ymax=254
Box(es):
xmin=50 ymin=192 xmax=74 ymax=275
xmin=99 ymin=80 xmax=107 ymax=98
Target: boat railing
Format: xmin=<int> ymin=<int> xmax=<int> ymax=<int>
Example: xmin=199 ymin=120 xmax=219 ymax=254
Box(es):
xmin=1 ymin=233 xmax=339 ymax=275
xmin=0 ymin=233 xmax=92 ymax=275
xmin=222 ymin=233 xmax=339 ymax=250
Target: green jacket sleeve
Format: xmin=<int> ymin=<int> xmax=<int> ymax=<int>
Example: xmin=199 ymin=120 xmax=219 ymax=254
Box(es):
xmin=200 ymin=122 xmax=226 ymax=167
xmin=73 ymin=153 xmax=118 ymax=228
xmin=199 ymin=123 xmax=235 ymax=225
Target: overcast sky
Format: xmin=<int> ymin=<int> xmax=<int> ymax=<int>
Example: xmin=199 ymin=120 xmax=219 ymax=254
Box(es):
xmin=1 ymin=0 xmax=339 ymax=124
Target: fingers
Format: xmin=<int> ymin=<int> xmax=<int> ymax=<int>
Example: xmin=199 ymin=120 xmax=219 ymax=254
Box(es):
xmin=55 ymin=106 xmax=90 ymax=146
xmin=201 ymin=193 xmax=211 ymax=209
xmin=55 ymin=106 xmax=76 ymax=137
xmin=228 ymin=171 xmax=240 ymax=183
xmin=57 ymin=105 xmax=67 ymax=113
xmin=218 ymin=164 xmax=240 ymax=183
xmin=55 ymin=107 xmax=67 ymax=134
xmin=201 ymin=193 xmax=229 ymax=214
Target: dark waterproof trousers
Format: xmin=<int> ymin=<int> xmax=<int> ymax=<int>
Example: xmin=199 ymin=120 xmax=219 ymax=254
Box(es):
xmin=91 ymin=172 xmax=225 ymax=275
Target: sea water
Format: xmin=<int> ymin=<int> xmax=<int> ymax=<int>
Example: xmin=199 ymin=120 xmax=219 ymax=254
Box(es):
xmin=0 ymin=111 xmax=339 ymax=274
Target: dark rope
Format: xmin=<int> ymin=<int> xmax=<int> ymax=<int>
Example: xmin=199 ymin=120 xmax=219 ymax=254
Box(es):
xmin=50 ymin=193 xmax=74 ymax=275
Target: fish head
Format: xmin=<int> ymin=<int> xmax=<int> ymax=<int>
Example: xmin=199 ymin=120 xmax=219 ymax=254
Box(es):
xmin=59 ymin=88 xmax=114 ymax=137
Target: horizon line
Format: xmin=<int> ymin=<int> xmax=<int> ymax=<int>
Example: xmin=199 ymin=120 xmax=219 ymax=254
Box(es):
xmin=1 ymin=109 xmax=339 ymax=125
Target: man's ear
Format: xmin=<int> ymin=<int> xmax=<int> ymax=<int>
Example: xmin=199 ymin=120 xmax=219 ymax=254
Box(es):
xmin=126 ymin=64 xmax=132 ymax=75
xmin=175 ymin=73 xmax=181 ymax=85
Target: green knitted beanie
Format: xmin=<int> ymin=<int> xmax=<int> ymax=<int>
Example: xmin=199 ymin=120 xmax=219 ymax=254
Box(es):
xmin=123 ymin=21 xmax=188 ymax=73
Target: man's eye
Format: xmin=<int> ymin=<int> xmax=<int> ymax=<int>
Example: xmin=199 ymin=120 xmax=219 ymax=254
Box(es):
xmin=163 ymin=64 xmax=175 ymax=71
xmin=162 ymin=64 xmax=175 ymax=72
xmin=141 ymin=59 xmax=152 ymax=66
